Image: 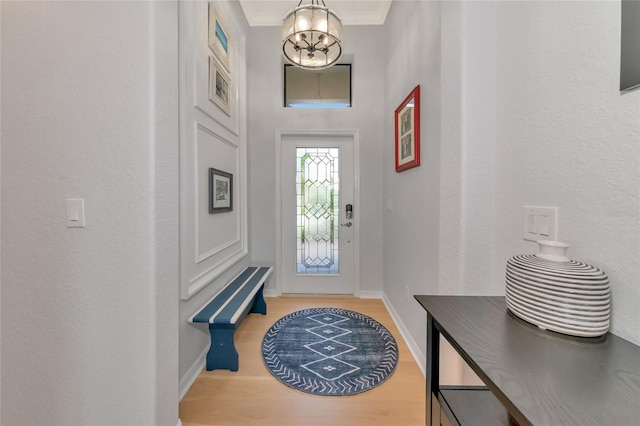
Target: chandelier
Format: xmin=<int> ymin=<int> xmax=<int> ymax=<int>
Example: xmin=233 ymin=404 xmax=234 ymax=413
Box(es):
xmin=282 ymin=0 xmax=343 ymax=70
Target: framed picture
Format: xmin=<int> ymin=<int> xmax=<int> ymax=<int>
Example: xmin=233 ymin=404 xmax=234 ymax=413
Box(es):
xmin=209 ymin=168 xmax=233 ymax=213
xmin=394 ymin=85 xmax=420 ymax=172
xmin=208 ymin=2 xmax=230 ymax=71
xmin=209 ymin=56 xmax=231 ymax=116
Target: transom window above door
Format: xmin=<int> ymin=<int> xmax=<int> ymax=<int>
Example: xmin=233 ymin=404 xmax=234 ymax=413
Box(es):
xmin=284 ymin=64 xmax=352 ymax=108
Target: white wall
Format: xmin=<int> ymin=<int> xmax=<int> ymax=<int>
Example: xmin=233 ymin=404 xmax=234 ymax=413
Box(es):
xmin=247 ymin=26 xmax=385 ymax=296
xmin=178 ymin=0 xmax=252 ymax=394
xmin=382 ymin=0 xmax=640 ymax=376
xmin=382 ymin=0 xmax=442 ymax=358
xmin=492 ymin=1 xmax=640 ymax=344
xmin=1 ymin=1 xmax=179 ymax=425
xmin=178 ymin=0 xmax=249 ymax=301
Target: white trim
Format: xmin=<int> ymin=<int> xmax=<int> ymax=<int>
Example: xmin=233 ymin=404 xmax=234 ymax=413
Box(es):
xmin=352 ymin=131 xmax=361 ymax=297
xmin=275 ymin=130 xmax=283 ymax=296
xmin=193 ymin=121 xmax=241 ymax=264
xmin=383 ymin=293 xmax=426 ymax=378
xmin=176 ymin=419 xmax=183 ymax=426
xmin=357 ymin=290 xmax=383 ymax=299
xmin=196 ymin=237 xmax=240 ymax=264
xmin=179 ymin=346 xmax=207 ymax=401
xmin=275 ymin=129 xmax=361 ymax=296
xmin=264 ymin=288 xmax=278 ymax=298
xmin=186 ymin=247 xmax=248 ymax=298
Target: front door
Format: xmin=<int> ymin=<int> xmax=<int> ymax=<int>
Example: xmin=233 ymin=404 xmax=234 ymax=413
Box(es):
xmin=280 ymin=133 xmax=355 ymax=294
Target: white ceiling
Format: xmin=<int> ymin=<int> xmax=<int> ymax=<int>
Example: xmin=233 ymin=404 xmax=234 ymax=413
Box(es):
xmin=238 ymin=0 xmax=393 ymax=26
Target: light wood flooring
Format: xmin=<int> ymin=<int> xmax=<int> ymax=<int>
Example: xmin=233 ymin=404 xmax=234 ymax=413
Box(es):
xmin=179 ymin=296 xmax=426 ymax=426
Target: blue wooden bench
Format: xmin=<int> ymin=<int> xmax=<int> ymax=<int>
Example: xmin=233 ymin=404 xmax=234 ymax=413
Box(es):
xmin=189 ymin=266 xmax=272 ymax=371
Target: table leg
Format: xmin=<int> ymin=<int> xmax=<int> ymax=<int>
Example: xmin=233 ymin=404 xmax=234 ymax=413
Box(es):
xmin=426 ymin=313 xmax=440 ymax=425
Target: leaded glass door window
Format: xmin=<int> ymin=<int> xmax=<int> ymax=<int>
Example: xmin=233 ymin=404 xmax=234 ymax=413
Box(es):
xmin=296 ymin=147 xmax=340 ymax=274
xmin=280 ymin=134 xmax=355 ymax=295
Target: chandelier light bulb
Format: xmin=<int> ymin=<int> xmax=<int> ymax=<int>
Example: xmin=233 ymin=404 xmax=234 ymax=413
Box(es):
xmin=297 ymin=18 xmax=310 ymax=31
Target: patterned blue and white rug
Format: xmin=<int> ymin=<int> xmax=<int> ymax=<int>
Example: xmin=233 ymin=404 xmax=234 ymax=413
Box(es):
xmin=262 ymin=307 xmax=398 ymax=396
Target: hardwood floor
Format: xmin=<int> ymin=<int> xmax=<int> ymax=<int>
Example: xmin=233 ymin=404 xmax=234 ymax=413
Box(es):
xmin=179 ymin=297 xmax=426 ymax=426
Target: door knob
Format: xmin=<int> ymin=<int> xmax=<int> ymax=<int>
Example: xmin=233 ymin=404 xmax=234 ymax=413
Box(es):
xmin=340 ymin=222 xmax=352 ymax=228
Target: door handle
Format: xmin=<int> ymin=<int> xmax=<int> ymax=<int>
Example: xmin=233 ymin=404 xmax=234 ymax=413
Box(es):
xmin=340 ymin=222 xmax=352 ymax=228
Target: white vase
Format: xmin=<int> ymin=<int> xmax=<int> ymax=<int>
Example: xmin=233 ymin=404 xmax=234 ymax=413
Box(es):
xmin=505 ymin=240 xmax=610 ymax=338
xmin=535 ymin=240 xmax=571 ymax=262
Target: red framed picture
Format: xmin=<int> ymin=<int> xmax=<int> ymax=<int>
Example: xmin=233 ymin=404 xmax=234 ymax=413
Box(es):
xmin=394 ymin=85 xmax=420 ymax=172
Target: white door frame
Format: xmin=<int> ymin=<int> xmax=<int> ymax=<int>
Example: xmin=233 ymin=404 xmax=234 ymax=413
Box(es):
xmin=275 ymin=129 xmax=361 ymax=296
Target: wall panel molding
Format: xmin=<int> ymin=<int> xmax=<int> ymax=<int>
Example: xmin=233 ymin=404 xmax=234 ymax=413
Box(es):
xmin=179 ymin=0 xmax=248 ymax=299
xmin=192 ymin=1 xmax=240 ymax=136
xmin=187 ymin=245 xmax=248 ymax=297
xmin=193 ymin=121 xmax=241 ymax=264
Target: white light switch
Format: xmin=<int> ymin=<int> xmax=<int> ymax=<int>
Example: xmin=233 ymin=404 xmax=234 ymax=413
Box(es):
xmin=523 ymin=206 xmax=557 ymax=242
xmin=386 ymin=198 xmax=393 ymax=212
xmin=527 ymin=214 xmax=536 ymax=233
xmin=66 ymin=199 xmax=86 ymax=228
xmin=538 ymin=215 xmax=551 ymax=236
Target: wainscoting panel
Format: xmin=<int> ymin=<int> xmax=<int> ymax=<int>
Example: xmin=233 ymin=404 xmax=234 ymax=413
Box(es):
xmin=194 ymin=122 xmax=240 ymax=263
xmin=180 ymin=0 xmax=247 ymax=299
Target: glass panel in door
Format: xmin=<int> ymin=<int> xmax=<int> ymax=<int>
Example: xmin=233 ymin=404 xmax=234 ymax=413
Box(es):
xmin=296 ymin=147 xmax=340 ymax=275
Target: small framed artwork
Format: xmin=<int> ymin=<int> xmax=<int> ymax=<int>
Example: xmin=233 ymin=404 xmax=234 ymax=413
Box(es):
xmin=209 ymin=56 xmax=231 ymax=116
xmin=394 ymin=85 xmax=420 ymax=172
xmin=208 ymin=2 xmax=230 ymax=71
xmin=209 ymin=168 xmax=233 ymax=213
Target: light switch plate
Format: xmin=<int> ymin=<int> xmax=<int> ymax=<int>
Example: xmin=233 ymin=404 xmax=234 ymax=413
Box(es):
xmin=66 ymin=198 xmax=86 ymax=228
xmin=523 ymin=206 xmax=557 ymax=242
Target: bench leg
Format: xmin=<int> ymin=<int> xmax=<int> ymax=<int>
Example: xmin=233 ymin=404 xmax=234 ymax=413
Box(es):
xmin=250 ymin=284 xmax=267 ymax=315
xmin=207 ymin=325 xmax=238 ymax=371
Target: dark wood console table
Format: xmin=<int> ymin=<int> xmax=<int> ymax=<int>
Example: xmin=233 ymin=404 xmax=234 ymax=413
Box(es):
xmin=415 ymin=296 xmax=640 ymax=425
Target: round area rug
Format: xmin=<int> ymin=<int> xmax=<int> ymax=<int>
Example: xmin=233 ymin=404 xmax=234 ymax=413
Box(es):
xmin=262 ymin=307 xmax=398 ymax=396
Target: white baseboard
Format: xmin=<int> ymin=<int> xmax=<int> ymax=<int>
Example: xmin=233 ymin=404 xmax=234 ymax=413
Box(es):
xmin=225 ymin=282 xmax=380 ymax=306
xmin=264 ymin=288 xmax=278 ymax=298
xmin=357 ymin=290 xmax=383 ymax=299
xmin=382 ymin=293 xmax=426 ymax=378
xmin=179 ymin=346 xmax=207 ymax=400
xmin=176 ymin=419 xmax=183 ymax=426
xmin=264 ymin=290 xmax=383 ymax=299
